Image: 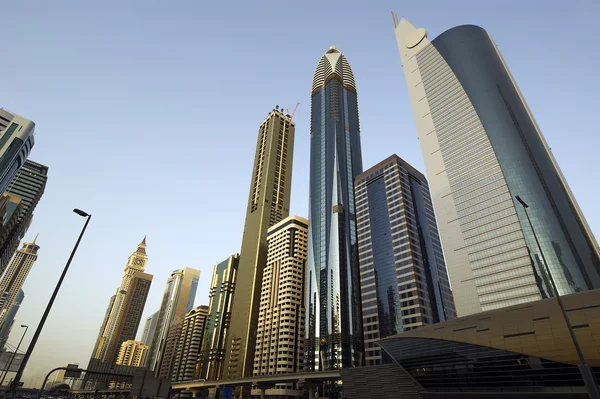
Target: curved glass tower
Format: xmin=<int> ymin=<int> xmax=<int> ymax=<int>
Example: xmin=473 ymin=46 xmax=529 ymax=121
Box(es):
xmin=306 ymin=46 xmax=363 ymax=370
xmin=394 ymin=16 xmax=600 ymax=316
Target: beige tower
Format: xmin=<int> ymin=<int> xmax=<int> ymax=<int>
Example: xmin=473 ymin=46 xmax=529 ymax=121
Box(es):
xmin=116 ymin=340 xmax=148 ymax=367
xmin=0 ymin=236 xmax=39 ymax=328
xmin=172 ymin=305 xmax=209 ymax=383
xmin=89 ymin=238 xmax=153 ymax=366
xmin=224 ymin=107 xmax=295 ymax=379
xmin=253 ymin=216 xmax=308 ymax=394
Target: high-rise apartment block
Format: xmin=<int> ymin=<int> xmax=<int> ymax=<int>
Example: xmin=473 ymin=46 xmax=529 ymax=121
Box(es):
xmin=148 ymin=267 xmax=200 ymax=377
xmin=306 ymin=46 xmax=364 ymax=371
xmin=393 ymin=16 xmax=600 ymax=316
xmin=172 ymin=305 xmax=209 ymax=383
xmin=225 ymin=107 xmax=295 ymax=379
xmin=141 ymin=311 xmax=159 ymax=348
xmin=355 ymin=155 xmax=456 ymax=365
xmin=0 ymin=110 xmax=36 ymax=196
xmin=0 ymin=237 xmax=39 ymax=329
xmin=89 ymin=238 xmax=153 ymax=365
xmin=253 ymin=216 xmax=308 ymax=380
xmin=199 ymin=254 xmax=239 ymax=381
xmin=0 ymin=160 xmax=48 ymax=276
xmin=116 ymin=340 xmax=148 ymax=367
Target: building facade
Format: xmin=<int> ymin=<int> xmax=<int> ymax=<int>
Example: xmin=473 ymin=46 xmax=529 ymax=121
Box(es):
xmin=0 ymin=289 xmax=23 ymax=350
xmin=89 ymin=238 xmax=153 ymax=365
xmin=253 ymin=216 xmax=308 ymax=378
xmin=224 ymin=107 xmax=295 ymax=379
xmin=172 ymin=305 xmax=209 ymax=383
xmin=0 ymin=110 xmax=36 ymax=196
xmin=0 ymin=237 xmax=39 ymax=330
xmin=198 ymin=254 xmax=239 ymax=381
xmin=393 ymin=16 xmax=600 ymax=316
xmin=148 ymin=267 xmax=200 ymax=376
xmin=140 ymin=311 xmax=159 ymax=348
xmin=306 ymin=46 xmax=364 ymax=371
xmin=0 ymin=160 xmax=48 ymax=276
xmin=116 ymin=340 xmax=148 ymax=367
xmin=355 ymin=155 xmax=456 ymax=365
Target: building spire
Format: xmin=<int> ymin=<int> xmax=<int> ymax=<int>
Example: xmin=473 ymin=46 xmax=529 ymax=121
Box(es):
xmin=136 ymin=236 xmax=147 ymax=255
xmin=32 ymin=233 xmax=39 ymax=245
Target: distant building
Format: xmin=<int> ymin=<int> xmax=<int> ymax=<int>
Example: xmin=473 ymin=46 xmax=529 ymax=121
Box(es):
xmin=140 ymin=311 xmax=159 ymax=348
xmin=0 ymin=160 xmax=48 ymax=276
xmin=89 ymin=238 xmax=153 ymax=366
xmin=0 ymin=237 xmax=39 ymax=330
xmin=0 ymin=289 xmax=23 ymax=350
xmin=355 ymin=155 xmax=456 ymax=365
xmin=148 ymin=267 xmax=200 ymax=377
xmin=252 ymin=216 xmax=308 ymax=398
xmin=393 ymin=16 xmax=600 ymax=316
xmin=198 ymin=254 xmax=239 ymax=381
xmin=172 ymin=305 xmax=209 ymax=383
xmin=224 ymin=107 xmax=295 ymax=379
xmin=116 ymin=340 xmax=148 ymax=368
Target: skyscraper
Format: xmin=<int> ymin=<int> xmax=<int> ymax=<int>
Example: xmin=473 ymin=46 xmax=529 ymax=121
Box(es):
xmin=89 ymin=238 xmax=153 ymax=365
xmin=0 ymin=289 xmax=23 ymax=350
xmin=172 ymin=305 xmax=209 ymax=383
xmin=199 ymin=254 xmax=239 ymax=381
xmin=253 ymin=216 xmax=308 ymax=382
xmin=0 ymin=160 xmax=48 ymax=276
xmin=0 ymin=237 xmax=39 ymax=330
xmin=0 ymin=110 xmax=36 ymax=195
xmin=148 ymin=267 xmax=200 ymax=376
xmin=224 ymin=107 xmax=295 ymax=378
xmin=393 ymin=16 xmax=600 ymax=316
xmin=306 ymin=46 xmax=364 ymax=371
xmin=116 ymin=340 xmax=148 ymax=368
xmin=140 ymin=311 xmax=159 ymax=348
xmin=355 ymin=155 xmax=456 ymax=365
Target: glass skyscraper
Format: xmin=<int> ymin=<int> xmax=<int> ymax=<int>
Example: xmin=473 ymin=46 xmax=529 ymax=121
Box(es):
xmin=306 ymin=46 xmax=363 ymax=371
xmin=355 ymin=155 xmax=456 ymax=365
xmin=393 ymin=16 xmax=600 ymax=316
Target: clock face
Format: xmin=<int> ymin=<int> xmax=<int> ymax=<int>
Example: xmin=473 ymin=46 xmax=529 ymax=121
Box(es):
xmin=133 ymin=258 xmax=144 ymax=266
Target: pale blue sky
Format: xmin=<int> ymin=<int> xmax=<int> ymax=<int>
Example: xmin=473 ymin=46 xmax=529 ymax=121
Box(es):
xmin=2 ymin=0 xmax=599 ymax=387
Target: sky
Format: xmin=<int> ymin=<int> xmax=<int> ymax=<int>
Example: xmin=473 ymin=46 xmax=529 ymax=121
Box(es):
xmin=2 ymin=0 xmax=599 ymax=387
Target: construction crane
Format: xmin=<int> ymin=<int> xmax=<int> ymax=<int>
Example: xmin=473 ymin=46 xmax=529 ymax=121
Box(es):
xmin=285 ymin=102 xmax=300 ymax=120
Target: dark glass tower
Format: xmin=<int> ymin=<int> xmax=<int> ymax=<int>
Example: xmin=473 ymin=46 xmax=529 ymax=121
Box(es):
xmin=394 ymin=16 xmax=600 ymax=316
xmin=355 ymin=155 xmax=456 ymax=365
xmin=306 ymin=46 xmax=363 ymax=371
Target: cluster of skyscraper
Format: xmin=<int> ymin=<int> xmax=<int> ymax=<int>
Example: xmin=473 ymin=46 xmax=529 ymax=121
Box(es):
xmin=0 ymin=109 xmax=48 ymax=358
xmin=80 ymin=13 xmax=600 ymax=399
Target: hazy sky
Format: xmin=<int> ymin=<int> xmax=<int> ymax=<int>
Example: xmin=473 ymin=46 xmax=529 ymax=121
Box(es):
xmin=2 ymin=0 xmax=599 ymax=387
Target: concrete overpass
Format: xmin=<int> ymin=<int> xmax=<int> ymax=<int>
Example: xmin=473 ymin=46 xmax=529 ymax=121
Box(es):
xmin=172 ymin=370 xmax=342 ymax=399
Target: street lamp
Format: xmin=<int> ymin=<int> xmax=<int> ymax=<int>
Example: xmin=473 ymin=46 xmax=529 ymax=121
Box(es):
xmin=0 ymin=325 xmax=28 ymax=387
xmin=515 ymin=196 xmax=600 ymax=398
xmin=8 ymin=209 xmax=91 ymax=396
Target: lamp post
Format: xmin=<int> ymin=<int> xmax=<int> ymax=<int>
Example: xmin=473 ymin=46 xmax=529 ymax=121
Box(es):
xmin=8 ymin=209 xmax=91 ymax=397
xmin=0 ymin=325 xmax=28 ymax=387
xmin=515 ymin=196 xmax=599 ymax=398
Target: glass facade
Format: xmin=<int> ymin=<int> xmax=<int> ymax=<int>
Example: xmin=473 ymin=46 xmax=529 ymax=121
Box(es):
xmin=430 ymin=26 xmax=600 ymax=297
xmin=306 ymin=48 xmax=364 ymax=370
xmin=355 ymin=155 xmax=456 ymax=365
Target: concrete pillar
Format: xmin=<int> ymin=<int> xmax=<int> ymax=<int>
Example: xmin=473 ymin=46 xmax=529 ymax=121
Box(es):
xmin=308 ymin=384 xmax=315 ymax=399
xmin=259 ymin=386 xmax=266 ymax=399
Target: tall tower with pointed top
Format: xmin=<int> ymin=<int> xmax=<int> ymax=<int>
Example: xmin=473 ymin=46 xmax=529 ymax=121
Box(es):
xmin=0 ymin=237 xmax=39 ymax=332
xmin=306 ymin=46 xmax=364 ymax=371
xmin=88 ymin=238 xmax=153 ymax=368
